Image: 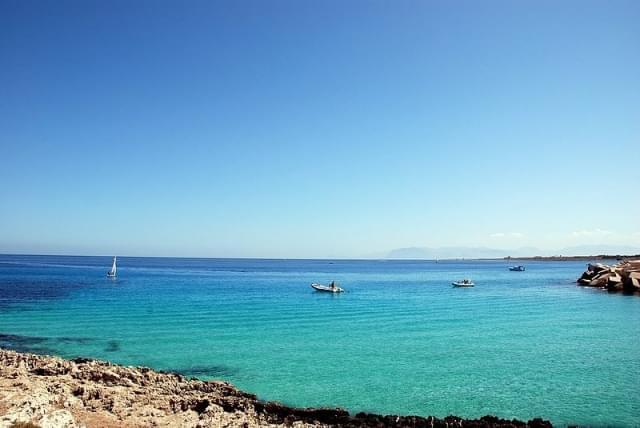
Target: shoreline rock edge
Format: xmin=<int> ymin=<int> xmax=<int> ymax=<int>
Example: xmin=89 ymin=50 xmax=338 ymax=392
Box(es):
xmin=577 ymin=259 xmax=640 ymax=293
xmin=1 ymin=348 xmax=551 ymax=427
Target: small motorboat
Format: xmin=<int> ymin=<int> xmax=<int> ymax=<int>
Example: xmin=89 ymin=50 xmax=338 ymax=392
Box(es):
xmin=452 ymin=279 xmax=474 ymax=287
xmin=509 ymin=265 xmax=525 ymax=271
xmin=311 ymin=281 xmax=344 ymax=293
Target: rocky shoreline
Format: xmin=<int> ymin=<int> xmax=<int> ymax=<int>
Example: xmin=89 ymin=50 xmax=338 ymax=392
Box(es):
xmin=0 ymin=349 xmax=551 ymax=428
xmin=576 ymin=259 xmax=640 ymax=293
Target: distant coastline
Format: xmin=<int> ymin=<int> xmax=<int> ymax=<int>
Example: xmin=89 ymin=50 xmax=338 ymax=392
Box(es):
xmin=502 ymin=254 xmax=640 ymax=262
xmin=1 ymin=253 xmax=639 ymax=262
xmin=385 ymin=245 xmax=640 ymax=260
xmin=384 ymin=255 xmax=640 ymax=262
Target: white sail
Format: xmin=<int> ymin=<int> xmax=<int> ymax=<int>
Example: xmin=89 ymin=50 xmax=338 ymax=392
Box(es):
xmin=107 ymin=256 xmax=117 ymax=277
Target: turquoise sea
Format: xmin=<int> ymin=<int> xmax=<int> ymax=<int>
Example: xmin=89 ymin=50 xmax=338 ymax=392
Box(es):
xmin=1 ymin=255 xmax=638 ymax=426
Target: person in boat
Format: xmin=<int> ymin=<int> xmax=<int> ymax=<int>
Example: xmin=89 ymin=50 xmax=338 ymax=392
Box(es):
xmin=330 ymin=281 xmax=336 ymax=290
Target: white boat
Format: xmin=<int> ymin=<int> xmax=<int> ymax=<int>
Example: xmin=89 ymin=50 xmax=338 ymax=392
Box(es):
xmin=509 ymin=265 xmax=525 ymax=271
xmin=107 ymin=256 xmax=117 ymax=278
xmin=311 ymin=282 xmax=344 ymax=293
xmin=452 ymin=279 xmax=474 ymax=287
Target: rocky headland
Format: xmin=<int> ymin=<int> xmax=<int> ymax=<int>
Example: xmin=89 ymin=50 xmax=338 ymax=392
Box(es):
xmin=0 ymin=349 xmax=551 ymax=428
xmin=576 ymin=259 xmax=640 ymax=293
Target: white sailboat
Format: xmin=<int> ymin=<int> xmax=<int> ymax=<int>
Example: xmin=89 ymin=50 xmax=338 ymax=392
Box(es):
xmin=107 ymin=256 xmax=117 ymax=278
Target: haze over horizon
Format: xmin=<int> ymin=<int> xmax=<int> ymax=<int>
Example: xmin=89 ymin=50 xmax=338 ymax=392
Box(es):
xmin=2 ymin=0 xmax=639 ymax=259
xmin=3 ymin=243 xmax=640 ymax=262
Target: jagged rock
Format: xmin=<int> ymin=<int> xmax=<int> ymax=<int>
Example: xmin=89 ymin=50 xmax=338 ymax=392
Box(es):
xmin=38 ymin=409 xmax=77 ymax=428
xmin=577 ymin=259 xmax=640 ymax=294
xmin=588 ymin=263 xmax=607 ymax=273
xmin=579 ymin=271 xmax=594 ymax=281
xmin=589 ymin=273 xmax=609 ymax=287
xmin=607 ymin=273 xmax=622 ymax=287
xmin=0 ymin=348 xmax=552 ymax=428
xmin=624 ymin=272 xmax=640 ymax=291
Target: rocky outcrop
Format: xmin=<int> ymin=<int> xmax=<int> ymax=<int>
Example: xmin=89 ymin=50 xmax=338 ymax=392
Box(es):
xmin=577 ymin=259 xmax=640 ymax=294
xmin=0 ymin=349 xmax=551 ymax=427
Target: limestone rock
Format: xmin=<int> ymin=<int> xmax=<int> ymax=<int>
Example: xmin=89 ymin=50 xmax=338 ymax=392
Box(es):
xmin=0 ymin=348 xmax=552 ymax=428
xmin=589 ymin=273 xmax=609 ymax=287
xmin=624 ymin=272 xmax=640 ymax=291
xmin=577 ymin=259 xmax=640 ymax=294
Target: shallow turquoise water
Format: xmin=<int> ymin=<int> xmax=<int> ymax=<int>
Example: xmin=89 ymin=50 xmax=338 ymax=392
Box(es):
xmin=1 ymin=255 xmax=639 ymax=426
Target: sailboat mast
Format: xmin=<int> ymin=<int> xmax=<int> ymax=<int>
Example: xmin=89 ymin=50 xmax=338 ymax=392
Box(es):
xmin=107 ymin=256 xmax=117 ymax=277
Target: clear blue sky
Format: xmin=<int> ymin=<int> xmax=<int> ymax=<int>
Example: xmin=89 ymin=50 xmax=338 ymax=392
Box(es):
xmin=1 ymin=0 xmax=639 ymax=258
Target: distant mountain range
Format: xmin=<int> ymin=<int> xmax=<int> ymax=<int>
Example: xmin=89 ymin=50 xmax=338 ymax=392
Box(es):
xmin=385 ymin=245 xmax=640 ymax=259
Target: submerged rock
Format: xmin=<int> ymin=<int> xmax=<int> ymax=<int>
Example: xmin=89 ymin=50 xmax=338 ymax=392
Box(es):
xmin=0 ymin=348 xmax=552 ymax=427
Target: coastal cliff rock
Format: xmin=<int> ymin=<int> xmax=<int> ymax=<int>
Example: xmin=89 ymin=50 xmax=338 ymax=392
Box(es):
xmin=576 ymin=259 xmax=640 ymax=294
xmin=0 ymin=349 xmax=551 ymax=428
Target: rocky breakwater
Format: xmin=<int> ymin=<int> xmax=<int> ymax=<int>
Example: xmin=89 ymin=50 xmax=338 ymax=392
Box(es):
xmin=0 ymin=349 xmax=552 ymax=428
xmin=577 ymin=259 xmax=640 ymax=293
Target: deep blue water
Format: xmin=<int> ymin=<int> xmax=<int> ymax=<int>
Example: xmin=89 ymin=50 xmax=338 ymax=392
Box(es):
xmin=1 ymin=255 xmax=639 ymax=426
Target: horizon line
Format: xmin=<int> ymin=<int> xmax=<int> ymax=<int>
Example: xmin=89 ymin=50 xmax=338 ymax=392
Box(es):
xmin=1 ymin=252 xmax=637 ymax=262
